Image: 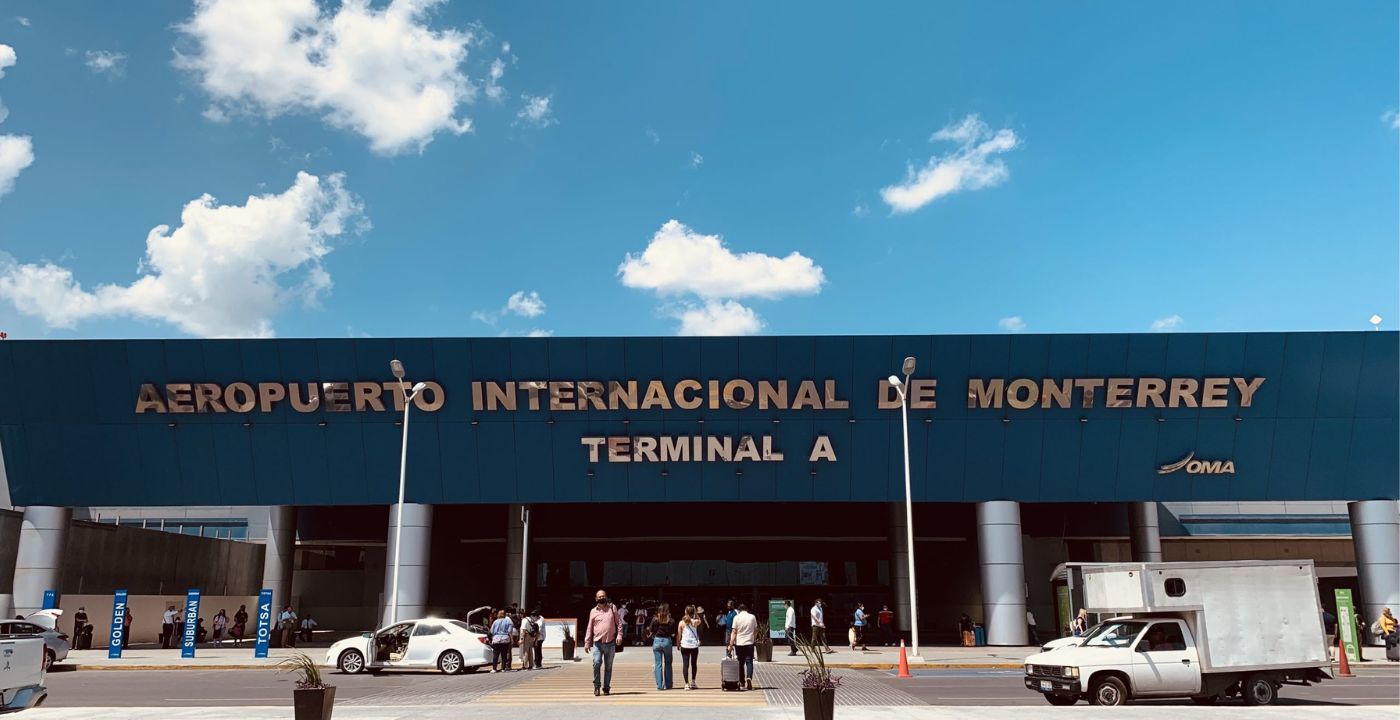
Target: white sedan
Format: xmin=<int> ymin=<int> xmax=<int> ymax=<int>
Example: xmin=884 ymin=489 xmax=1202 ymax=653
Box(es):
xmin=326 ymin=617 xmax=493 ymax=675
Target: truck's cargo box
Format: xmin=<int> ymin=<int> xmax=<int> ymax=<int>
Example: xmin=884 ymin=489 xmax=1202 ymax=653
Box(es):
xmin=1082 ymin=560 xmax=1328 ymax=673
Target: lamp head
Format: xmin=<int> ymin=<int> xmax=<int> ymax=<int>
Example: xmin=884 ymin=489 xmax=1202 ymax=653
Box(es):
xmin=901 ymin=356 xmax=916 ymax=376
xmin=389 ymin=359 xmax=406 ymax=379
xmin=887 ymin=375 xmax=902 ymax=387
xmin=1370 ymin=314 xmax=1383 ymax=327
xmin=411 ymin=382 xmax=427 ymax=394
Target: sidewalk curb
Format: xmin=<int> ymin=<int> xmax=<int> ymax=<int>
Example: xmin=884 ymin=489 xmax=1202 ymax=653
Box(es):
xmin=69 ymin=661 xmax=1025 ymax=672
xmin=71 ymin=664 xmax=277 ymax=671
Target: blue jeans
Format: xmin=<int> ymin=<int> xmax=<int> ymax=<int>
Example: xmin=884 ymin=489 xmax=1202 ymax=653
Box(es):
xmin=590 ymin=641 xmax=616 ymax=691
xmin=735 ymin=643 xmax=755 ymax=683
xmin=652 ymin=637 xmax=673 ymax=689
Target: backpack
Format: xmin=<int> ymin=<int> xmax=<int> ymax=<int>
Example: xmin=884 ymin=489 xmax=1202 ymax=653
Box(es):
xmin=523 ymin=617 xmax=538 ymax=638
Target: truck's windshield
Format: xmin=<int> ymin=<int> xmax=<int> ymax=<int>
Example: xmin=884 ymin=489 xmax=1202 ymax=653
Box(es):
xmin=1082 ymin=621 xmax=1147 ymax=648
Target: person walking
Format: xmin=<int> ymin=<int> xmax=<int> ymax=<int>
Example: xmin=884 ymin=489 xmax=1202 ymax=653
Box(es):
xmin=678 ymin=605 xmax=703 ymax=690
xmin=299 ymin=614 xmax=318 ymax=643
xmin=811 ymin=598 xmax=834 ymax=653
xmin=717 ymin=600 xmax=735 ymax=656
xmin=278 ymin=605 xmax=298 ymax=648
xmin=784 ymin=600 xmax=798 ymax=656
xmin=1322 ymin=609 xmax=1338 ymax=660
xmin=878 ymin=604 xmax=894 ymax=646
xmin=161 ymin=605 xmax=179 ymax=649
xmin=618 ymin=602 xmax=630 ymax=646
xmin=212 ymin=609 xmax=228 ymax=647
xmin=633 ymin=603 xmax=649 ymax=647
xmin=959 ymin=613 xmax=975 ymax=647
xmin=529 ymin=608 xmax=546 ymax=669
xmin=489 ymin=610 xmax=515 ymax=672
xmin=232 ymin=605 xmax=248 ymax=647
xmin=584 ymin=589 xmax=625 ymax=696
xmin=852 ymin=603 xmax=869 ymax=651
xmin=728 ymin=603 xmax=758 ymax=691
xmin=648 ymin=603 xmax=676 ymax=690
xmin=1026 ymin=609 xmax=1040 ymax=646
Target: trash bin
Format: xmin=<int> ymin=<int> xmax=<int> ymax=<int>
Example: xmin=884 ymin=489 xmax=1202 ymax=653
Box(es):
xmin=973 ymin=624 xmax=986 ymax=647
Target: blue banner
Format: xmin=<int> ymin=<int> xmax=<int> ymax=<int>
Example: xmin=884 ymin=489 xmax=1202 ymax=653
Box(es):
xmin=180 ymin=589 xmax=202 ymax=659
xmin=253 ymin=588 xmax=273 ymax=658
xmin=107 ymin=590 xmax=128 ymax=659
xmin=41 ymin=590 xmax=56 ymax=610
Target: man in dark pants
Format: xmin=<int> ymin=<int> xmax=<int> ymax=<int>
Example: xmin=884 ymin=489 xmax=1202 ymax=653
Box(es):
xmin=784 ymin=600 xmax=798 ymax=656
xmin=161 ymin=606 xmax=178 ymax=649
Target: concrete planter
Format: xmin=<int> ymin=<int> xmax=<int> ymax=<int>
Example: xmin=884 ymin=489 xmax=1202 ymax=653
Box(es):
xmin=802 ymin=687 xmax=835 ymax=720
xmin=293 ymin=686 xmax=336 ymax=720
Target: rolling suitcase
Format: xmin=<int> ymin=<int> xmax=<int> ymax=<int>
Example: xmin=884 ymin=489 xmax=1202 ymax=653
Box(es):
xmin=720 ymin=658 xmax=742 ymax=691
xmin=1386 ymin=634 xmax=1399 ymax=662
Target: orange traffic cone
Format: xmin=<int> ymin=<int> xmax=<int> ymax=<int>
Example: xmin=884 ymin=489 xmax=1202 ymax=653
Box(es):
xmin=1336 ymin=634 xmax=1354 ymax=678
xmin=897 ymin=639 xmax=912 ymax=679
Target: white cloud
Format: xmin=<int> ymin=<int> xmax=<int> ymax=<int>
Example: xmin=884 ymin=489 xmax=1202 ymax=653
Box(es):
xmin=619 ymin=220 xmax=824 ymax=335
xmin=526 ymin=328 xmax=552 ymax=338
xmin=84 ymin=50 xmax=127 ymax=76
xmin=176 ymin=0 xmax=480 ymax=155
xmin=505 ymin=290 xmax=545 ymax=317
xmin=851 ymin=204 xmax=869 ymax=217
xmin=689 ymin=151 xmax=703 ymax=168
xmin=0 ymin=44 xmax=31 ymax=200
xmin=516 ymin=93 xmax=555 ymax=127
xmin=1383 ymin=109 xmax=1399 ymax=130
xmin=998 ymin=316 xmax=1026 ymax=333
xmin=201 ymin=105 xmax=229 ymax=123
xmin=0 ymin=172 xmax=366 ymax=337
xmin=676 ymin=300 xmax=763 ymax=336
xmin=485 ymin=58 xmax=506 ymax=101
xmin=645 ymin=127 xmax=660 ymax=144
xmin=15 ymin=17 xmax=29 ymax=27
xmin=1151 ymin=314 xmax=1184 ymax=332
xmin=879 ymin=114 xmax=1019 ymax=214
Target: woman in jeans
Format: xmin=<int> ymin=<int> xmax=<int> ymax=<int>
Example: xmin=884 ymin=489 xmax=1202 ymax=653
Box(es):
xmin=648 ymin=603 xmax=676 ymax=690
xmin=489 ymin=610 xmax=515 ymax=672
xmin=678 ymin=605 xmax=703 ymax=690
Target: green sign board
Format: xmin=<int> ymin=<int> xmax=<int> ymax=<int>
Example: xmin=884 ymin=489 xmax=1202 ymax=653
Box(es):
xmin=1334 ymin=589 xmax=1361 ymax=663
xmin=1056 ymin=585 xmax=1073 ymax=638
xmin=768 ymin=599 xmax=788 ymax=639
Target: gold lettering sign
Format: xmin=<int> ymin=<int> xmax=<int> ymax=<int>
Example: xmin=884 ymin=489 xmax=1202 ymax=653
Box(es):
xmin=134 ymin=380 xmax=447 ymax=414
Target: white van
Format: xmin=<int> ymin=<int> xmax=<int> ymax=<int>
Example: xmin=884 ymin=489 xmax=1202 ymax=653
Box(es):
xmin=0 ymin=636 xmax=48 ymax=712
xmin=1023 ymin=560 xmax=1330 ymax=707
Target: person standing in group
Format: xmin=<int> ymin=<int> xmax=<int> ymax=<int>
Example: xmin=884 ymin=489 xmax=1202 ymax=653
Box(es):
xmin=784 ymin=600 xmax=798 ymax=656
xmin=73 ymin=606 xmax=89 ymax=648
xmin=529 ymin=608 xmax=546 ymax=669
xmin=618 ymin=602 xmax=630 ymax=646
xmin=232 ymin=605 xmax=248 ymax=647
xmin=1071 ymin=609 xmax=1089 ymax=637
xmin=584 ymin=589 xmax=625 ymax=696
xmin=728 ymin=603 xmax=758 ymax=691
xmin=278 ymin=605 xmax=298 ymax=648
xmin=678 ymin=605 xmax=703 ymax=690
xmin=122 ymin=608 xmax=132 ymax=648
xmin=877 ymin=605 xmax=894 ymax=646
xmin=212 ymin=609 xmax=227 ymax=647
xmin=648 ymin=603 xmax=676 ymax=690
xmin=161 ymin=605 xmax=179 ymax=650
xmin=300 ymin=614 xmax=318 ymax=643
xmin=958 ymin=613 xmax=975 ymax=647
xmin=1026 ymin=609 xmax=1039 ymax=646
xmin=489 ymin=610 xmax=515 ymax=672
xmin=518 ymin=610 xmax=539 ymax=670
xmin=811 ymin=598 xmax=834 ymax=653
xmin=852 ymin=603 xmax=869 ymax=651
xmin=718 ymin=600 xmax=735 ymax=657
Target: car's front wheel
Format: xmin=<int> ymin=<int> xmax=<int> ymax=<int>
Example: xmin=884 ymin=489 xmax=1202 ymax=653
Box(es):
xmin=1089 ymin=676 xmax=1128 ymax=706
xmin=338 ymin=649 xmax=366 ymax=674
xmin=438 ymin=650 xmax=465 ymax=675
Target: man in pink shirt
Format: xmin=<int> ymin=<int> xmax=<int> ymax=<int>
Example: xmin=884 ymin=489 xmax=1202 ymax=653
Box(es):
xmin=583 ymin=588 xmax=624 ymax=696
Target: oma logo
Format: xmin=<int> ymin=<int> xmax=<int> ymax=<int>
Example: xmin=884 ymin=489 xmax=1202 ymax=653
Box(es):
xmin=1157 ymin=451 xmax=1235 ymax=475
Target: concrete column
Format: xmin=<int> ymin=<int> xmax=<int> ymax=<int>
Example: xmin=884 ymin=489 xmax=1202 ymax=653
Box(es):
xmin=1128 ymin=502 xmax=1163 ymax=562
xmin=505 ymin=505 xmax=529 ymax=609
xmin=381 ymin=503 xmax=432 ymax=626
xmin=1349 ymin=500 xmax=1400 ymax=645
xmin=260 ymin=506 xmax=296 ymax=624
xmin=12 ymin=506 xmax=71 ymax=617
xmin=888 ymin=503 xmax=912 ymax=634
xmin=977 ymin=500 xmax=1028 ymax=646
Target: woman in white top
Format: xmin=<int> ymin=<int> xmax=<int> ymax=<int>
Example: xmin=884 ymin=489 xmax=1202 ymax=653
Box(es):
xmin=678 ymin=605 xmax=703 ymax=690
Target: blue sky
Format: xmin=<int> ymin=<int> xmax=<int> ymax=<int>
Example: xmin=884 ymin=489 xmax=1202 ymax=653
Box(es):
xmin=0 ymin=0 xmax=1395 ymax=340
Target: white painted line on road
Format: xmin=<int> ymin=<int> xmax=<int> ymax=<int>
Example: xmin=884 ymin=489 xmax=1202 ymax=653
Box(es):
xmin=162 ymin=698 xmax=284 ymax=702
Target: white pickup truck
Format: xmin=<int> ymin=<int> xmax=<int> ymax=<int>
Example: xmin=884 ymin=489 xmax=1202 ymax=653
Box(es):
xmin=0 ymin=636 xmax=48 ymax=712
xmin=1024 ymin=560 xmax=1331 ymax=707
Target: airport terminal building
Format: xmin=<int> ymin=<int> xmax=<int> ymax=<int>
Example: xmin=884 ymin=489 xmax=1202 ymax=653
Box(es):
xmin=1 ymin=331 xmax=1397 ymax=645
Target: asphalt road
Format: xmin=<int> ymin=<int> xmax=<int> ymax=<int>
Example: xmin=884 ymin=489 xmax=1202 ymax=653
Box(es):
xmin=38 ymin=663 xmax=1400 ymax=708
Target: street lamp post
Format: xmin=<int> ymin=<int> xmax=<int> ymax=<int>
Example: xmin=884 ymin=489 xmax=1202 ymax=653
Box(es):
xmin=888 ymin=356 xmax=922 ymax=660
xmin=388 ymin=359 xmax=426 ymax=625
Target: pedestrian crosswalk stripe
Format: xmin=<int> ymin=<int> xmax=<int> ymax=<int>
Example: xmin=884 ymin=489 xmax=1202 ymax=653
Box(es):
xmin=479 ymin=661 xmax=766 ymax=706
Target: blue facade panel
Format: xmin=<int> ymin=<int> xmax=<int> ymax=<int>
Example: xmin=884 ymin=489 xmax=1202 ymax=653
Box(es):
xmin=0 ymin=332 xmax=1394 ymax=506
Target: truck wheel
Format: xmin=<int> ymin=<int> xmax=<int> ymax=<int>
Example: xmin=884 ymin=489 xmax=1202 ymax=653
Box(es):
xmin=1242 ymin=674 xmax=1276 ymax=706
xmin=1089 ymin=676 xmax=1128 ymax=706
xmin=1044 ymin=693 xmax=1078 ymax=706
xmin=338 ymin=649 xmax=366 ymax=674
